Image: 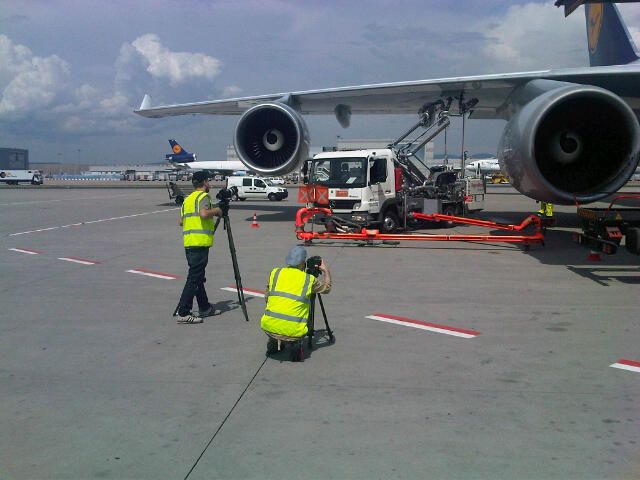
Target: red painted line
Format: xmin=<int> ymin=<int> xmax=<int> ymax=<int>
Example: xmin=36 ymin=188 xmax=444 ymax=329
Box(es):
xmin=617 ymin=359 xmax=640 ymax=368
xmin=371 ymin=312 xmax=480 ymax=336
xmin=129 ymin=268 xmax=181 ymax=279
xmin=227 ymin=285 xmax=265 ymax=295
xmin=60 ymin=256 xmax=101 ymax=264
xmin=9 ymin=247 xmax=44 ymax=254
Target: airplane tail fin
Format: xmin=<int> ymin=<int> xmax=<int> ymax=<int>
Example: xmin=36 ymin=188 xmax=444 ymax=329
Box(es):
xmin=168 ymin=139 xmax=189 ymax=156
xmin=586 ymin=3 xmax=639 ymax=66
xmin=166 ymin=139 xmax=196 ymax=163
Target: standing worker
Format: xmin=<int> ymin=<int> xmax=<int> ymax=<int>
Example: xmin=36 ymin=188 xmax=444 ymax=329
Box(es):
xmin=261 ymin=245 xmax=332 ymax=350
xmin=537 ymin=201 xmax=554 ymax=219
xmin=175 ymin=171 xmax=225 ymax=324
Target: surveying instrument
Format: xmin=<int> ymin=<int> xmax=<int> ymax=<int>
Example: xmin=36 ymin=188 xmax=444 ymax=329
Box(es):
xmin=173 ymin=186 xmax=249 ymax=322
xmin=305 ymin=256 xmax=334 ymax=349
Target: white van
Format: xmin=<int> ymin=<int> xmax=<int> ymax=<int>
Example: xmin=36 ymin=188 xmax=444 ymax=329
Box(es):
xmin=226 ymin=176 xmax=288 ymax=201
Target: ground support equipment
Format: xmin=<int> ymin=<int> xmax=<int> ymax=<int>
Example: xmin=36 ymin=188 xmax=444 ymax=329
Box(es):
xmin=572 ymin=195 xmax=640 ymax=256
xmin=295 ymin=207 xmax=545 ymax=247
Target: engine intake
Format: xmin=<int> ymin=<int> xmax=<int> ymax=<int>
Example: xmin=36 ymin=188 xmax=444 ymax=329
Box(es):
xmin=234 ymin=102 xmax=309 ymax=175
xmin=499 ymin=80 xmax=640 ymax=204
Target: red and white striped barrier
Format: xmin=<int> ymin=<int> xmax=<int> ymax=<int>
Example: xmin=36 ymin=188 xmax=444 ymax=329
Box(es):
xmin=366 ymin=312 xmax=480 ymax=338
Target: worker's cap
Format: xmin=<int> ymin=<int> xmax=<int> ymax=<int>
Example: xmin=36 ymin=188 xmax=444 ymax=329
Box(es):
xmin=285 ymin=245 xmax=307 ymax=266
xmin=191 ymin=171 xmax=209 ymax=185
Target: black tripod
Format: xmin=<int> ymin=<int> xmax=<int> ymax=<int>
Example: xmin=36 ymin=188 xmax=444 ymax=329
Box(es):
xmin=307 ymin=293 xmax=334 ymax=349
xmin=213 ymin=211 xmax=249 ymax=322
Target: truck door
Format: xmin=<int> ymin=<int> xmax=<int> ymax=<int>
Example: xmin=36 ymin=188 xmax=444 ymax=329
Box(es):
xmin=253 ymin=178 xmax=268 ymax=197
xmin=241 ymin=177 xmax=253 ymax=197
xmin=368 ymin=157 xmax=390 ymax=214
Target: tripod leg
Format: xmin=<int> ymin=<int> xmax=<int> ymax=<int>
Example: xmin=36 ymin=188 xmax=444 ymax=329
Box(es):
xmin=307 ymin=294 xmax=316 ymax=349
xmin=317 ymin=294 xmax=334 ymax=342
xmin=224 ymin=215 xmax=250 ymax=322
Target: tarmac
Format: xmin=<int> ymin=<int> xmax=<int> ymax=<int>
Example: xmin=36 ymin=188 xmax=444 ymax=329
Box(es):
xmin=1 ymin=183 xmax=639 ymax=479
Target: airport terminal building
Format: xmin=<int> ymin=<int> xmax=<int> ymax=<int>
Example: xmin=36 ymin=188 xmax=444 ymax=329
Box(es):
xmin=0 ymin=147 xmax=29 ymax=169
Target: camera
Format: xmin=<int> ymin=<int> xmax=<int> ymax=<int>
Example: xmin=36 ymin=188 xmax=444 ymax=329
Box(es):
xmin=216 ymin=186 xmax=238 ymax=203
xmin=306 ymin=255 xmax=322 ymax=277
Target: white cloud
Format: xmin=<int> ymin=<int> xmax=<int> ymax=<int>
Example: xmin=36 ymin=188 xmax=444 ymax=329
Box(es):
xmin=481 ymin=2 xmax=586 ymax=72
xmin=222 ymin=85 xmax=242 ymax=98
xmin=0 ymin=35 xmax=71 ymax=117
xmin=127 ymin=34 xmax=222 ymax=86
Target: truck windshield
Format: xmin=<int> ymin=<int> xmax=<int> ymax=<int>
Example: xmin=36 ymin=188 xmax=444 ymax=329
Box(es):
xmin=310 ymin=158 xmax=367 ymax=188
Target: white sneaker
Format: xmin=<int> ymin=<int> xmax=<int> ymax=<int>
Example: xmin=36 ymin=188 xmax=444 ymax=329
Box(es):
xmin=177 ymin=314 xmax=203 ymax=324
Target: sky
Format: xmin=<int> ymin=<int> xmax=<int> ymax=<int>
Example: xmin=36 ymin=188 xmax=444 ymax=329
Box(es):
xmin=2 ymin=0 xmax=640 ymax=165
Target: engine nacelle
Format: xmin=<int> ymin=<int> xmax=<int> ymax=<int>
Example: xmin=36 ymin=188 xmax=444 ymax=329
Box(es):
xmin=499 ymin=80 xmax=640 ymax=204
xmin=234 ymin=102 xmax=309 ymax=176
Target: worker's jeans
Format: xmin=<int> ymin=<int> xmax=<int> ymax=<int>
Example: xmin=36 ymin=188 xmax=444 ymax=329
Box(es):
xmin=177 ymin=246 xmax=210 ymax=316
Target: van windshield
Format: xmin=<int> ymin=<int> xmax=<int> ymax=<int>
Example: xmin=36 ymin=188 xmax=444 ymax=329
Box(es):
xmin=310 ymin=158 xmax=367 ymax=188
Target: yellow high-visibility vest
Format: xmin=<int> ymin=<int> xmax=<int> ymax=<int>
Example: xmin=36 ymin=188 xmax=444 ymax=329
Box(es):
xmin=181 ymin=191 xmax=215 ymax=247
xmin=261 ymin=267 xmax=313 ymax=338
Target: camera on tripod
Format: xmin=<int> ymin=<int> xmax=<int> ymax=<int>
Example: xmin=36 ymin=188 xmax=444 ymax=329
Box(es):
xmin=216 ymin=186 xmax=238 ymax=203
xmin=306 ymin=255 xmax=322 ymax=277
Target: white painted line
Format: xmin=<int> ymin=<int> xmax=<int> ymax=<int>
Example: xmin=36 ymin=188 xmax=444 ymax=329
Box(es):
xmin=610 ymin=359 xmax=640 ymax=373
xmin=221 ymin=286 xmax=265 ymax=298
xmin=10 ymin=207 xmax=179 ymax=236
xmin=126 ymin=268 xmax=180 ymax=280
xmin=8 ymin=247 xmax=42 ymax=255
xmin=366 ymin=313 xmax=480 ymax=338
xmin=58 ymin=257 xmax=100 ymax=265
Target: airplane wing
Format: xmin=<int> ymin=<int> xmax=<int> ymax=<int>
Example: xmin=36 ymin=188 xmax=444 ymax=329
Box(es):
xmin=135 ymin=66 xmax=640 ymax=121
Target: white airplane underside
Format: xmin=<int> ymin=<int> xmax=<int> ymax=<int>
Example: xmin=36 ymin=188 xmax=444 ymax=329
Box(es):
xmin=135 ymin=3 xmax=640 ymax=205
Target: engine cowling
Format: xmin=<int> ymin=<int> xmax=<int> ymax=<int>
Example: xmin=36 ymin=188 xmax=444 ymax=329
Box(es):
xmin=234 ymin=102 xmax=309 ymax=176
xmin=499 ymin=80 xmax=640 ymax=204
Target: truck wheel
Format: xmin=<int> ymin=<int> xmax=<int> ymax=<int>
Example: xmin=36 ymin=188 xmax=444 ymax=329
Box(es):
xmin=239 ymin=197 xmax=246 ymax=201
xmin=175 ymin=195 xmax=184 ymax=205
xmin=626 ymin=227 xmax=640 ymax=255
xmin=381 ymin=210 xmax=400 ymax=233
xmin=441 ymin=205 xmax=457 ymax=228
xmin=268 ymin=193 xmax=277 ymax=201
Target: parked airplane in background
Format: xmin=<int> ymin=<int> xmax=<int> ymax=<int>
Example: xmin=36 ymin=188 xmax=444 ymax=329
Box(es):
xmin=164 ymin=139 xmax=247 ymax=175
xmin=465 ymin=158 xmax=501 ymax=175
xmin=165 ymin=139 xmax=197 ymax=163
xmin=137 ymin=1 xmax=640 ymax=205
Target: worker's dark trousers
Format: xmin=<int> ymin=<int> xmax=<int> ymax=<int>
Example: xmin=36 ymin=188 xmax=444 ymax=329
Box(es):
xmin=177 ymin=246 xmax=210 ymax=316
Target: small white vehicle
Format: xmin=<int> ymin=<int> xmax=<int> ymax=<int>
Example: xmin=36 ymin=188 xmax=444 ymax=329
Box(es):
xmin=0 ymin=170 xmax=43 ymax=185
xmin=226 ymin=176 xmax=288 ymax=201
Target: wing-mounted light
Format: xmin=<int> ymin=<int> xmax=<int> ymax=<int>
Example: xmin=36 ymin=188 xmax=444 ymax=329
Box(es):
xmin=234 ymin=102 xmax=309 ymax=175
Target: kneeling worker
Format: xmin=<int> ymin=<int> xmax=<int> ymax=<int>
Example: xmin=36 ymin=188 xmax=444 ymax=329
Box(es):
xmin=261 ymin=245 xmax=331 ymax=351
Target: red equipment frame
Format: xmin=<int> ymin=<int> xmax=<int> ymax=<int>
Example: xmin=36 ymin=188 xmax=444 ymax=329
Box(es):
xmin=295 ymin=207 xmax=545 ymax=246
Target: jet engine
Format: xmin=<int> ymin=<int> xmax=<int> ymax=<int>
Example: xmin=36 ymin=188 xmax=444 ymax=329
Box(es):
xmin=234 ymin=102 xmax=309 ymax=175
xmin=499 ymin=80 xmax=640 ymax=204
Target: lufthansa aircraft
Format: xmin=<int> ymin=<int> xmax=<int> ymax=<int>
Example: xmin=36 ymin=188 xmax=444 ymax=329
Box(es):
xmin=136 ymin=2 xmax=640 ymax=205
xmin=164 ymin=139 xmax=247 ymax=175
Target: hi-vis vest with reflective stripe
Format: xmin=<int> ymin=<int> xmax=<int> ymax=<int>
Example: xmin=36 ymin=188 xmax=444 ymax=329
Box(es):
xmin=261 ymin=267 xmax=313 ymax=338
xmin=181 ymin=191 xmax=215 ymax=247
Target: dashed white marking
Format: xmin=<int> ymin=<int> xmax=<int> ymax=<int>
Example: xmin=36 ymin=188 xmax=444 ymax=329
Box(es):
xmin=610 ymin=359 xmax=640 ymax=373
xmin=9 ymin=208 xmax=179 ymax=236
xmin=8 ymin=247 xmax=42 ymax=255
xmin=58 ymin=257 xmax=100 ymax=265
xmin=126 ymin=268 xmax=180 ymax=280
xmin=221 ymin=286 xmax=265 ymax=298
xmin=366 ymin=313 xmax=480 ymax=338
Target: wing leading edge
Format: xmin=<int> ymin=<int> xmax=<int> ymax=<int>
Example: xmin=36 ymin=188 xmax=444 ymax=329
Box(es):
xmin=135 ymin=66 xmax=640 ymax=121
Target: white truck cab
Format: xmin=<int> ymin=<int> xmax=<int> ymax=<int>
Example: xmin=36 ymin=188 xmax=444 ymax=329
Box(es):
xmin=226 ymin=176 xmax=288 ymax=201
xmin=309 ymin=149 xmax=398 ymax=227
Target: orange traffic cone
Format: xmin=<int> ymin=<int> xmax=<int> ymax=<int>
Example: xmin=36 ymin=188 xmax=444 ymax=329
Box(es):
xmin=251 ymin=212 xmax=260 ymax=229
xmin=587 ymin=250 xmax=601 ymax=262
